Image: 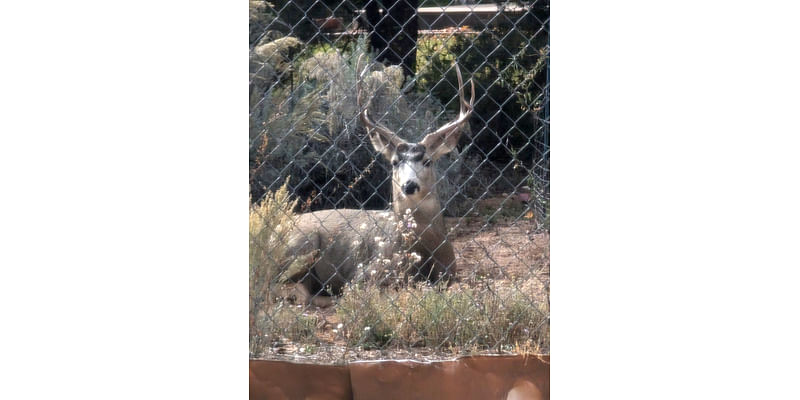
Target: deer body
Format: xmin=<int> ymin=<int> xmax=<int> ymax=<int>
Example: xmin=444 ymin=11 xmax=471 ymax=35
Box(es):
xmin=286 ymin=209 xmax=401 ymax=295
xmin=282 ymin=57 xmax=474 ymax=304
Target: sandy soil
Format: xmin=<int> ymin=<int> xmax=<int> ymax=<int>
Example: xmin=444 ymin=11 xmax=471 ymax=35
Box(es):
xmin=448 ymin=215 xmax=549 ymax=283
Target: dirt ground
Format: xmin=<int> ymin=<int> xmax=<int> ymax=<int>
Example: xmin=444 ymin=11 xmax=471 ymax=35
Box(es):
xmin=448 ymin=215 xmax=549 ymax=284
xmin=445 ymin=193 xmax=550 ymax=302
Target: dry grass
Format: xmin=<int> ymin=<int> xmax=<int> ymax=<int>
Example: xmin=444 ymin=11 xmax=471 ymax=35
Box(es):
xmin=336 ymin=278 xmax=549 ymax=353
xmin=250 ymin=178 xmax=302 ymax=354
xmin=249 ymin=185 xmax=550 ymax=360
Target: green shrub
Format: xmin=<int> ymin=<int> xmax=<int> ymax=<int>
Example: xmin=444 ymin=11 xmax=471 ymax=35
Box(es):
xmin=249 ymin=36 xmax=477 ymax=216
xmin=416 ymin=18 xmax=549 ymax=166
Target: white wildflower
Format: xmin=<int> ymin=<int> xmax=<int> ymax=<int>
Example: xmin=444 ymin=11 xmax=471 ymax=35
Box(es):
xmin=359 ymin=223 xmax=367 ymax=229
xmin=364 ymin=326 xmax=371 ymax=331
xmin=337 ymin=323 xmax=343 ymax=329
xmin=405 ymin=208 xmax=412 ymax=215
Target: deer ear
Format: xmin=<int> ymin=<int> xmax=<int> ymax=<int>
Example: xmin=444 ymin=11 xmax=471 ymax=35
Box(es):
xmin=420 ymin=128 xmax=462 ymax=161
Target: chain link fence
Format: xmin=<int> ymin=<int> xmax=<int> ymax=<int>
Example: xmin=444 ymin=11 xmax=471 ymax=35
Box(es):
xmin=249 ymin=0 xmax=549 ymax=362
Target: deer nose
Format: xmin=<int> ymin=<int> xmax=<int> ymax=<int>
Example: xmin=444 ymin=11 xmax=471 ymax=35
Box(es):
xmin=401 ymin=181 xmax=419 ymax=195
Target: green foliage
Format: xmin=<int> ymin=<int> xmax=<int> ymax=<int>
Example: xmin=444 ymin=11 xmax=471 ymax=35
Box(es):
xmin=249 ymin=35 xmax=307 ymax=145
xmin=250 ymin=35 xmax=475 ymax=216
xmin=249 ymin=2 xmax=550 ymax=216
xmin=249 ymin=1 xmax=273 ymax=45
xmin=416 ymin=17 xmax=549 ymax=165
xmin=249 ymin=1 xmax=293 ymax=46
xmin=414 ymin=18 xmax=550 ymax=216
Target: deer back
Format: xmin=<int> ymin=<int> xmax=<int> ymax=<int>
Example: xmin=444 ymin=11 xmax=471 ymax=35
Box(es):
xmin=284 ymin=209 xmax=399 ymax=294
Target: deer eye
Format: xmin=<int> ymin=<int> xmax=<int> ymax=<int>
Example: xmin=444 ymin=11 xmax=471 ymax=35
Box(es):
xmin=423 ymin=159 xmax=432 ymax=167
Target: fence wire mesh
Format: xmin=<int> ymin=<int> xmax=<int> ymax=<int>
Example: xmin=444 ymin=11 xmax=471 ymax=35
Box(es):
xmin=249 ymin=0 xmax=549 ymax=362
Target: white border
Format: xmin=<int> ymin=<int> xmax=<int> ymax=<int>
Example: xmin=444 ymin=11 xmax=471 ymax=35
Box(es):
xmin=2 ymin=0 xmax=800 ymax=398
xmin=1 ymin=1 xmax=246 ymax=398
xmin=554 ymin=1 xmax=800 ymax=398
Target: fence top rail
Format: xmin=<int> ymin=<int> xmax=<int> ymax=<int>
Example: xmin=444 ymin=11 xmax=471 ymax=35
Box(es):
xmin=418 ymin=3 xmax=527 ymax=15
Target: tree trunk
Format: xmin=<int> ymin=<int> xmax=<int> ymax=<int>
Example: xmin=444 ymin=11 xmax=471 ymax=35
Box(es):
xmin=363 ymin=0 xmax=418 ymax=78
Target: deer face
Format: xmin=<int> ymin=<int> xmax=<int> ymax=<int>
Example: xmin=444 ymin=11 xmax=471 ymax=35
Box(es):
xmin=391 ymin=143 xmax=433 ymax=199
xmin=356 ymin=55 xmax=475 ymax=207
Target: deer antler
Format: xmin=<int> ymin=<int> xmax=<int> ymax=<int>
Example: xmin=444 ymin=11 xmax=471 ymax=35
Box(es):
xmin=431 ymin=63 xmax=475 ymax=139
xmin=420 ymin=63 xmax=475 ymax=159
xmin=356 ymin=54 xmax=404 ymax=155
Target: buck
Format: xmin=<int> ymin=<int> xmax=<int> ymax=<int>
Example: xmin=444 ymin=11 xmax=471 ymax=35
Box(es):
xmin=280 ymin=56 xmax=475 ymax=306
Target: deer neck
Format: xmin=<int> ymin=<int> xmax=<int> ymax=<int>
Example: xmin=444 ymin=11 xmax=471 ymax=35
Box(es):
xmin=392 ymin=190 xmax=444 ymax=234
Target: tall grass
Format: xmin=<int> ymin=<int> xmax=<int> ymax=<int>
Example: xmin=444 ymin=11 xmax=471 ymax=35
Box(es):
xmin=250 ymin=178 xmax=301 ymax=355
xmin=336 ymin=279 xmax=549 ymax=353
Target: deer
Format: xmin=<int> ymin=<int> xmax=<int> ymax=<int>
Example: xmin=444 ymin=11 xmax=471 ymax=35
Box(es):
xmin=278 ymin=55 xmax=475 ymax=307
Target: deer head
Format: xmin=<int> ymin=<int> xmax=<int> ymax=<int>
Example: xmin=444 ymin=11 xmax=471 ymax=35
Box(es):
xmin=356 ymin=55 xmax=475 ymax=210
